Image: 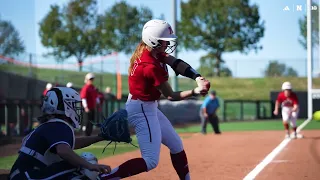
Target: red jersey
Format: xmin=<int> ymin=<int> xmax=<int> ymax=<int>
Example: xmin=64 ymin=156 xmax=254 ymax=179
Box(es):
xmin=276 ymin=91 xmax=298 ymax=107
xmin=128 ymin=49 xmax=169 ymax=101
xmin=80 ymin=84 xmax=98 ymax=110
xmin=43 ymin=89 xmax=48 ymax=96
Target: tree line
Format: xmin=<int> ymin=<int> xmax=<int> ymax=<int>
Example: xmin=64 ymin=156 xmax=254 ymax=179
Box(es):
xmin=0 ymin=0 xmax=318 ymax=76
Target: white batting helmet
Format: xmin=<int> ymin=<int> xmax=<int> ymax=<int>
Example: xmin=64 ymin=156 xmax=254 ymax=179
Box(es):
xmin=142 ymin=19 xmax=177 ymax=53
xmin=282 ymin=81 xmax=292 ymax=90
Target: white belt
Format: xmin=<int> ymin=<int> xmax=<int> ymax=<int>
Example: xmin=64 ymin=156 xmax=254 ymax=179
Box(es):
xmin=20 ymin=146 xmax=49 ymax=166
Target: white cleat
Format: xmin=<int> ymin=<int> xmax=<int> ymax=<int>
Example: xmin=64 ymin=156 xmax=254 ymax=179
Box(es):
xmin=289 ymin=133 xmax=304 ymax=139
xmin=296 ymin=133 xmax=304 ymax=139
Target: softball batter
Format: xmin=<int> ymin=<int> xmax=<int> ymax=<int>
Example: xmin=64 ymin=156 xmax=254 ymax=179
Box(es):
xmin=99 ymin=19 xmax=210 ymax=180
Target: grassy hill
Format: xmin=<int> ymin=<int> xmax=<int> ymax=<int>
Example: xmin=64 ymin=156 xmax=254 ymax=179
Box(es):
xmin=1 ymin=63 xmax=319 ymax=100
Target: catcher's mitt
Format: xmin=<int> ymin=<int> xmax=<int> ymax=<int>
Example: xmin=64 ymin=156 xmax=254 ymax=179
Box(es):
xmin=92 ymin=109 xmax=138 ymax=154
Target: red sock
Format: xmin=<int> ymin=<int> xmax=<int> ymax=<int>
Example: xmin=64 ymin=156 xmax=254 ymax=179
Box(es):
xmin=170 ymin=150 xmax=190 ymax=180
xmin=283 ymin=123 xmax=289 ymax=131
xmin=293 ymin=127 xmax=297 ymax=133
xmin=99 ymin=158 xmax=147 ymax=179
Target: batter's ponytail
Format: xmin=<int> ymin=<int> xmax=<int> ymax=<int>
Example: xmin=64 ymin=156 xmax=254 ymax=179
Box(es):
xmin=128 ymin=41 xmax=151 ymax=74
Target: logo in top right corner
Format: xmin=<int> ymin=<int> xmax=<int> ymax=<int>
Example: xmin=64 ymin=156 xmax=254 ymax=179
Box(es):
xmin=283 ymin=4 xmax=318 ymax=12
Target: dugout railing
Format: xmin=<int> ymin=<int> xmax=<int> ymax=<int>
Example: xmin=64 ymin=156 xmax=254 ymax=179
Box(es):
xmin=0 ymin=97 xmax=128 ymax=138
xmin=222 ymin=100 xmax=273 ymax=121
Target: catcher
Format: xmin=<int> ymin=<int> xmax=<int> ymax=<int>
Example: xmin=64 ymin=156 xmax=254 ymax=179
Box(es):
xmin=9 ymin=87 xmax=112 ymax=179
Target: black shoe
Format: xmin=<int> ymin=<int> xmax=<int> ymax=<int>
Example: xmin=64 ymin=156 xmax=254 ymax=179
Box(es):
xmin=215 ymin=132 xmax=221 ymax=134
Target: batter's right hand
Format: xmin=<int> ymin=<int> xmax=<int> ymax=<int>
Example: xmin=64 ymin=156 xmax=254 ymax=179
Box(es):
xmin=196 ymin=77 xmax=210 ymax=91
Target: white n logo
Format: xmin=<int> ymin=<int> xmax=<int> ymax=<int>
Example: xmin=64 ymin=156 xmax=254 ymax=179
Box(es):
xmin=296 ymin=5 xmax=302 ymax=11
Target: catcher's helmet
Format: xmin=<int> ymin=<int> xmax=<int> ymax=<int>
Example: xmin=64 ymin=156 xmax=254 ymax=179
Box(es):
xmin=41 ymin=87 xmax=83 ymax=129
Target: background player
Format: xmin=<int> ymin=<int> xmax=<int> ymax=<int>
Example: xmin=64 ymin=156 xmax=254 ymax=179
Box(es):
xmin=99 ymin=19 xmax=210 ymax=180
xmin=80 ymin=73 xmax=100 ymax=136
xmin=9 ymin=87 xmax=110 ymax=179
xmin=273 ymin=81 xmax=302 ymax=139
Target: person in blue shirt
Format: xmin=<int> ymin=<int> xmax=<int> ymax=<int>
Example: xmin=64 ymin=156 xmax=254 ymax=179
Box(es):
xmin=199 ymin=90 xmax=221 ymax=134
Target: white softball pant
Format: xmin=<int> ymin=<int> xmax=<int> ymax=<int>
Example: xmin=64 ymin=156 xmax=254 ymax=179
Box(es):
xmin=125 ymin=99 xmax=184 ymax=171
xmin=282 ymin=107 xmax=299 ymax=127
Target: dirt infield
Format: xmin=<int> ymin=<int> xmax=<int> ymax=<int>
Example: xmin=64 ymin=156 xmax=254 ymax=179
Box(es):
xmin=99 ymin=130 xmax=319 ymax=180
xmin=1 ymin=130 xmax=319 ymax=180
xmin=257 ymin=130 xmax=320 ymax=180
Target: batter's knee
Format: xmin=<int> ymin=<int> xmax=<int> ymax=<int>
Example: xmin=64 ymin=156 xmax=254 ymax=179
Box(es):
xmin=282 ymin=119 xmax=289 ymax=124
xmin=291 ymin=112 xmax=298 ymax=118
xmin=143 ymin=156 xmax=160 ymax=171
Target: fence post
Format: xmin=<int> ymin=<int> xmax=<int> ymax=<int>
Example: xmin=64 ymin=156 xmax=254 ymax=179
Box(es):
xmin=105 ymin=99 xmax=109 ymax=117
xmin=117 ymin=100 xmax=120 ymax=110
xmin=256 ymin=101 xmax=260 ymax=119
xmin=28 ymin=104 xmax=32 ymax=131
xmin=5 ymin=104 xmax=10 ymax=136
xmin=223 ymin=100 xmax=227 ymax=122
xmin=16 ymin=104 xmax=21 ymax=136
xmin=271 ymin=100 xmax=275 ymax=119
xmin=240 ymin=101 xmax=244 ymax=120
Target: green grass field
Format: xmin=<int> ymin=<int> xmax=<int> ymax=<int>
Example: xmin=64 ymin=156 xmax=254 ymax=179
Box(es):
xmin=1 ymin=63 xmax=320 ymax=100
xmin=1 ymin=119 xmax=319 ymax=170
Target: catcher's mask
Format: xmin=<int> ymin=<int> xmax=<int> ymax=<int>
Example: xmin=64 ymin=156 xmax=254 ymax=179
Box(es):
xmin=41 ymin=87 xmax=83 ymax=129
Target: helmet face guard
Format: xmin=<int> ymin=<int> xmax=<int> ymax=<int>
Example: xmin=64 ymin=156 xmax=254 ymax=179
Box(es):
xmin=154 ymin=40 xmax=178 ymax=54
xmin=64 ymin=99 xmax=83 ymax=128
